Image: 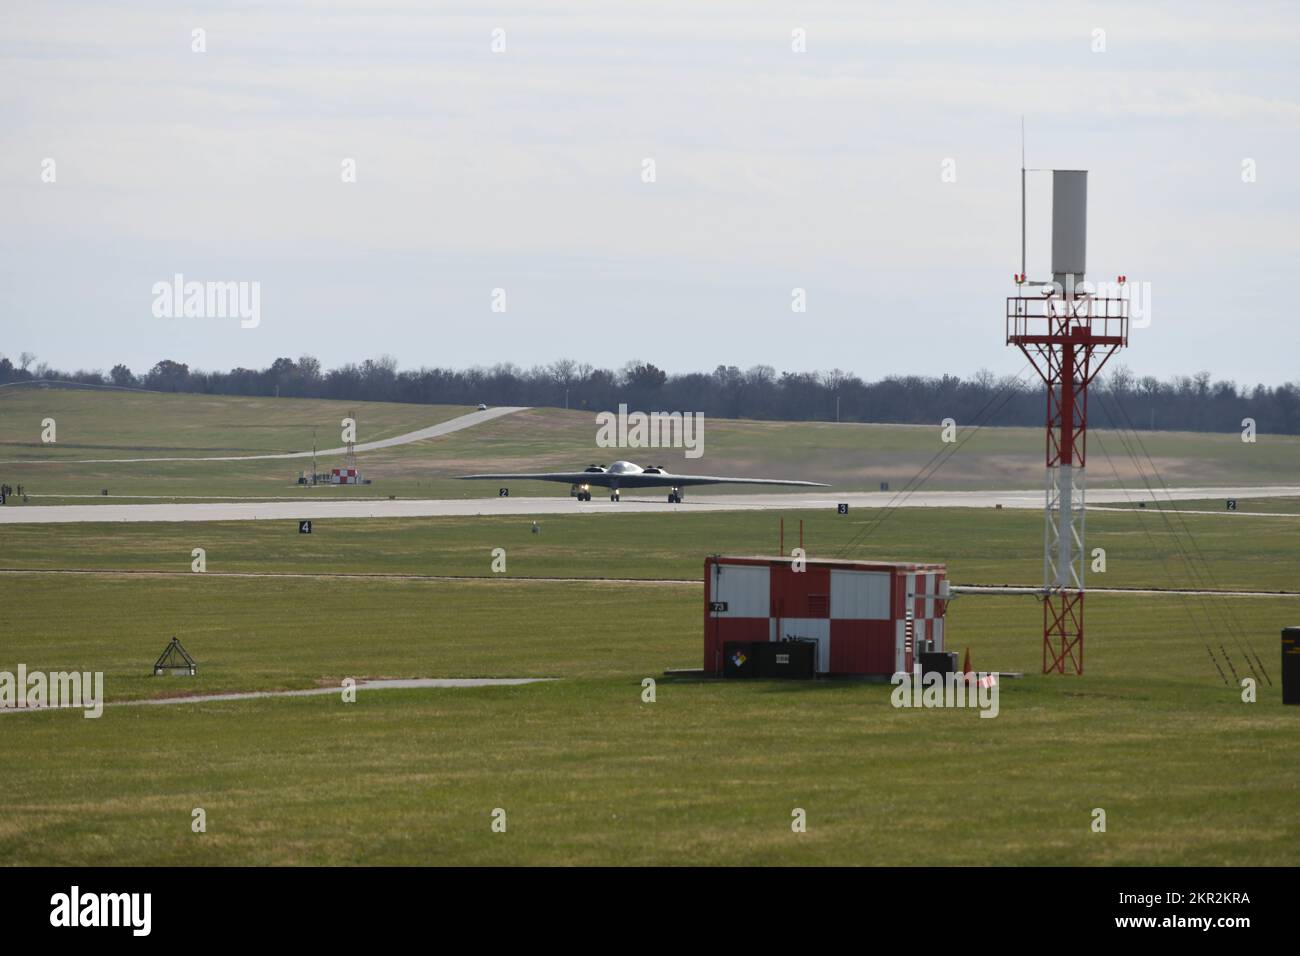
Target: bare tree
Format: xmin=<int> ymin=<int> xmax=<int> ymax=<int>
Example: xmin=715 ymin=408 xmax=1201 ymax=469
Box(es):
xmin=297 ymin=355 xmax=322 ymax=381
xmin=548 ymin=358 xmax=578 ymax=388
xmin=820 ymin=368 xmax=849 ymax=391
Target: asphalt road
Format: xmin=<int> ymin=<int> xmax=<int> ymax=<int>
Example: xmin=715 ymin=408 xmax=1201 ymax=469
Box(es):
xmin=3 ymin=485 xmax=1298 ymax=524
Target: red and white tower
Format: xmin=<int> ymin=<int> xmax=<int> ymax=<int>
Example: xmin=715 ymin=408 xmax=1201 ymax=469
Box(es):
xmin=1006 ymin=170 xmax=1128 ymax=674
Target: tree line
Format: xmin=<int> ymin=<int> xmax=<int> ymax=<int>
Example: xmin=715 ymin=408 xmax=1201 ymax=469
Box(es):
xmin=2 ymin=353 xmax=1297 ymax=435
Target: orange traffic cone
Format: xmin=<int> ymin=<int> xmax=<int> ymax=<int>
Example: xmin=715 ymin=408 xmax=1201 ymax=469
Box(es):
xmin=962 ymin=648 xmax=973 ymax=683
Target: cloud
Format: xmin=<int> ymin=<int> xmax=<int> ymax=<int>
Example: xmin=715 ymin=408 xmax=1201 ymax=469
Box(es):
xmin=1 ymin=0 xmax=1297 ymax=380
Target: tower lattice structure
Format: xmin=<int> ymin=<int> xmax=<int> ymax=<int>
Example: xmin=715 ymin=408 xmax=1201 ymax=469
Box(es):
xmin=1006 ymin=284 xmax=1127 ymax=674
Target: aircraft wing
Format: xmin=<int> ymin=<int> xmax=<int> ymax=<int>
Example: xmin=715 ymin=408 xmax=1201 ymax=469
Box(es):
xmin=458 ymin=472 xmax=618 ymax=486
xmin=457 ymin=471 xmax=829 ymax=489
xmin=652 ymin=474 xmax=829 ymax=488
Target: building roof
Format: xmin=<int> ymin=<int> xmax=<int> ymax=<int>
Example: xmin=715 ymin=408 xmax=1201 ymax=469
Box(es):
xmin=710 ymin=555 xmax=945 ymax=572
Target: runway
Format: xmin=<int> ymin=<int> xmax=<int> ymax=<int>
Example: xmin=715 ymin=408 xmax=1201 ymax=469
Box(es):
xmin=2 ymin=484 xmax=1297 ymax=524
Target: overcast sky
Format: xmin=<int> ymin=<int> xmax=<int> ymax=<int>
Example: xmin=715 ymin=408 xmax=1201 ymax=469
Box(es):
xmin=3 ymin=1 xmax=1298 ymax=384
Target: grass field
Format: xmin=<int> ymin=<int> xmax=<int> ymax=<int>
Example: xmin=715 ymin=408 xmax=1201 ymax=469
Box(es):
xmin=2 ymin=389 xmax=1298 ymax=866
xmin=4 ymin=388 xmax=1300 ymax=501
xmin=2 ymin=507 xmax=1298 ymax=866
xmin=2 ymin=504 xmax=1298 ymax=591
xmin=1108 ymin=496 xmax=1300 ymax=515
xmin=2 ymin=572 xmax=1297 ymax=865
xmin=0 ymin=389 xmax=468 ymax=457
xmin=0 ymin=389 xmax=472 ymax=501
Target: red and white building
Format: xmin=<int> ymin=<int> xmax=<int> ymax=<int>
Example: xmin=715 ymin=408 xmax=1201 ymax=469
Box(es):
xmin=330 ymin=467 xmax=362 ymax=485
xmin=703 ymin=555 xmax=949 ymax=677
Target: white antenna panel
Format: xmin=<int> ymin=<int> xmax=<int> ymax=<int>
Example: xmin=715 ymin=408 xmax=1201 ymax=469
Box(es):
xmin=1051 ymin=170 xmax=1087 ymax=284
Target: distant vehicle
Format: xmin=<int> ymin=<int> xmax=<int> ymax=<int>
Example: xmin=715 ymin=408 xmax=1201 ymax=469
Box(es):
xmin=458 ymin=460 xmax=828 ymax=503
xmin=477 ymin=403 xmax=488 ymax=410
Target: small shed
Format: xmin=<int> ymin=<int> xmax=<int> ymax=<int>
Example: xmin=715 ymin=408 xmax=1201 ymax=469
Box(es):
xmin=703 ymin=555 xmax=949 ymax=677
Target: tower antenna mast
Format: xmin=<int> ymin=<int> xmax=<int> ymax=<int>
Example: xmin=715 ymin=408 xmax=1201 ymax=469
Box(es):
xmin=1005 ymin=167 xmax=1130 ymax=674
xmin=1020 ymin=117 xmax=1027 ymax=281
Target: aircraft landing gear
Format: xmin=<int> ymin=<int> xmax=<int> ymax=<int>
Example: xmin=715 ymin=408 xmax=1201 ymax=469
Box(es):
xmin=668 ymin=487 xmax=683 ymax=504
xmin=610 ymin=491 xmax=620 ymax=502
xmin=577 ymin=492 xmax=591 ymax=502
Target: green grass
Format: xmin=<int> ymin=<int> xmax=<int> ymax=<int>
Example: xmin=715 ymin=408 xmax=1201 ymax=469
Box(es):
xmin=3 ymin=505 xmax=1297 ymax=591
xmin=4 ymin=389 xmax=1299 ymax=501
xmin=1108 ymin=496 xmax=1300 ymax=515
xmin=2 ymin=573 xmax=1297 ymax=865
xmin=2 ymin=388 xmax=1298 ymax=865
xmin=0 ymin=389 xmax=471 ymax=500
xmin=0 ymin=389 xmax=467 ymax=456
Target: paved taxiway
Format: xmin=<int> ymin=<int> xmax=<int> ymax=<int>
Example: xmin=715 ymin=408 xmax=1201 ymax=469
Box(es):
xmin=3 ymin=485 xmax=1298 ymax=524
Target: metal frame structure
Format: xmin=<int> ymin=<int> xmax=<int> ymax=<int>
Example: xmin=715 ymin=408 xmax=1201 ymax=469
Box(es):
xmin=153 ymin=635 xmax=197 ymax=676
xmin=1007 ymin=288 xmax=1127 ymax=673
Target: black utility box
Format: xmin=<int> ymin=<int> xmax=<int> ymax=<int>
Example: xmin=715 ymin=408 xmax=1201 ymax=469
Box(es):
xmin=722 ymin=640 xmax=815 ymax=679
xmin=753 ymin=639 xmax=816 ymax=678
xmin=723 ymin=641 xmax=757 ymax=678
xmin=1283 ymin=628 xmax=1300 ymax=705
xmin=920 ymin=651 xmax=958 ymax=677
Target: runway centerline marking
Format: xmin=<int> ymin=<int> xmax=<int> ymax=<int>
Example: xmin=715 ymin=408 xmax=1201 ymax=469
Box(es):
xmin=4 ymin=485 xmax=1299 ymax=524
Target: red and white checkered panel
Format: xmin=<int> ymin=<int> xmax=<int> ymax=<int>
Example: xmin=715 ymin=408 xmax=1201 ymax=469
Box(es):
xmin=770 ymin=565 xmax=831 ymax=619
xmin=898 ymin=571 xmax=947 ymax=657
xmin=829 ymin=569 xmax=891 ymax=619
xmin=829 ymin=619 xmax=897 ymax=673
xmin=919 ymin=571 xmax=947 ymax=652
xmin=703 ymin=562 xmax=770 ymax=670
xmin=704 ymin=558 xmax=947 ymax=676
xmin=711 ymin=563 xmax=769 ymax=617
